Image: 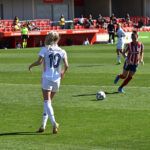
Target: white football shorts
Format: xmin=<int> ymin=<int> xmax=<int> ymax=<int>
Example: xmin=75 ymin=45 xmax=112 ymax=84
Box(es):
xmin=42 ymin=77 xmax=60 ymax=92
xmin=117 ymin=42 xmax=125 ymax=50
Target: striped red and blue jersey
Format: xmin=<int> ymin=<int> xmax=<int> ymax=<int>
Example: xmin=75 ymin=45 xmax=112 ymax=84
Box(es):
xmin=125 ymin=42 xmax=144 ymax=65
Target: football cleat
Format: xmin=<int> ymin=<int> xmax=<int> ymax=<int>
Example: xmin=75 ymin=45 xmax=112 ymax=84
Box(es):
xmin=118 ymin=87 xmax=125 ymax=93
xmin=37 ymin=126 xmax=45 ymax=133
xmin=53 ymin=122 xmax=59 ymax=134
xmin=114 ymin=75 xmax=120 ymax=84
xmin=116 ymin=61 xmax=121 ymax=65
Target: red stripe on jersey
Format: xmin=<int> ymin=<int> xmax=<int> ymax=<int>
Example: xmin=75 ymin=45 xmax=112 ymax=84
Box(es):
xmin=133 ymin=44 xmax=137 ymax=64
xmin=130 ymin=43 xmax=134 ymax=63
xmin=126 ymin=42 xmax=143 ymax=65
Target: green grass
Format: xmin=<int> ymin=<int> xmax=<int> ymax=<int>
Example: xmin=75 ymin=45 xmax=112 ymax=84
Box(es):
xmin=0 ymin=34 xmax=150 ymax=150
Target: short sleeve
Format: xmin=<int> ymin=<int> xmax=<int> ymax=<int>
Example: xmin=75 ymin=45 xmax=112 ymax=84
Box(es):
xmin=62 ymin=49 xmax=67 ymax=59
xmin=39 ymin=47 xmax=46 ymax=58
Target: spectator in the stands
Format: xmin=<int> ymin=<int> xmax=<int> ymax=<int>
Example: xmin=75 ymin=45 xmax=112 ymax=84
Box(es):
xmin=13 ymin=24 xmax=20 ymax=31
xmin=85 ymin=14 xmax=94 ymax=28
xmin=27 ymin=21 xmax=40 ymax=31
xmin=59 ymin=14 xmax=65 ymax=29
xmin=125 ymin=13 xmax=130 ymax=24
xmin=110 ymin=13 xmax=117 ymax=24
xmin=78 ymin=14 xmax=85 ymax=26
xmin=137 ymin=18 xmax=144 ymax=28
xmin=88 ymin=14 xmax=94 ymax=26
xmin=0 ymin=20 xmax=3 ymax=28
xmin=13 ymin=16 xmax=21 ymax=31
xmin=13 ymin=16 xmax=19 ymax=25
xmin=96 ymin=14 xmax=106 ymax=28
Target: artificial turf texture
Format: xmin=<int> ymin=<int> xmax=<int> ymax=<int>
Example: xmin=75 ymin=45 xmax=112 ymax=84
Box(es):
xmin=0 ymin=32 xmax=150 ymax=150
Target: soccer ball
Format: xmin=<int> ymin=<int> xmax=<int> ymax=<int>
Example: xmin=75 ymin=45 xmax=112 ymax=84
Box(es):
xmin=96 ymin=91 xmax=106 ymax=100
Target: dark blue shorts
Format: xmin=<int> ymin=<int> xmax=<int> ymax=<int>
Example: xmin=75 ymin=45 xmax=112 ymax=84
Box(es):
xmin=123 ymin=62 xmax=138 ymax=72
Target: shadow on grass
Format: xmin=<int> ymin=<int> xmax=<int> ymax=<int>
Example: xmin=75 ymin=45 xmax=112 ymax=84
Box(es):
xmin=73 ymin=91 xmax=119 ymax=97
xmin=77 ymin=64 xmax=104 ymax=68
xmin=73 ymin=93 xmax=96 ymax=97
xmin=105 ymin=91 xmax=119 ymax=95
xmin=0 ymin=132 xmax=50 ymax=136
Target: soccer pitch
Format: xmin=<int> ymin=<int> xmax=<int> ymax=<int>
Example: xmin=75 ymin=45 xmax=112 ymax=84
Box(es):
xmin=0 ymin=33 xmax=150 ymax=150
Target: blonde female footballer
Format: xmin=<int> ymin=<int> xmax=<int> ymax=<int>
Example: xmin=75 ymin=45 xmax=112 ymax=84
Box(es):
xmin=29 ymin=31 xmax=69 ymax=134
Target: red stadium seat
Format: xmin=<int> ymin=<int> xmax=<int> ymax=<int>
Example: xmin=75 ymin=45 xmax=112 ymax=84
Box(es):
xmin=56 ymin=26 xmax=60 ymax=30
xmin=74 ymin=25 xmax=79 ymax=29
xmin=52 ymin=26 xmax=57 ymax=30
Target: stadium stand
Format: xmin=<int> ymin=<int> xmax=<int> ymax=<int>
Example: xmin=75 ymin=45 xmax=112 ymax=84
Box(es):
xmin=0 ymin=16 xmax=150 ymax=48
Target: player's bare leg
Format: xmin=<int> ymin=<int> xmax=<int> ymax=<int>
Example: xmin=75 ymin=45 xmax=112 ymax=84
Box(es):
xmin=51 ymin=91 xmax=59 ymax=134
xmin=38 ymin=90 xmax=59 ymax=134
xmin=118 ymin=71 xmax=134 ymax=93
xmin=116 ymin=49 xmax=122 ymax=64
xmin=114 ymin=69 xmax=128 ymax=84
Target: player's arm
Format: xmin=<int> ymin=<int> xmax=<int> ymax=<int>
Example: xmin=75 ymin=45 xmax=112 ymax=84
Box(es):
xmin=140 ymin=52 xmax=144 ymax=65
xmin=140 ymin=44 xmax=144 ymax=65
xmin=61 ymin=55 xmax=69 ymax=79
xmin=29 ymin=56 xmax=43 ymax=71
xmin=122 ymin=44 xmax=128 ymax=58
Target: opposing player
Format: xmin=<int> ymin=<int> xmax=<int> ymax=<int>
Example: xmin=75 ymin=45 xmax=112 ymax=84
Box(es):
xmin=116 ymin=23 xmax=126 ymax=64
xmin=114 ymin=31 xmax=144 ymax=93
xmin=29 ymin=31 xmax=69 ymax=134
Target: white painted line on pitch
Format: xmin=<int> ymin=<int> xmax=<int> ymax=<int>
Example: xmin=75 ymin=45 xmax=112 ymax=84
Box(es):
xmin=0 ymin=83 xmax=149 ymax=89
xmin=139 ymin=36 xmax=149 ymax=39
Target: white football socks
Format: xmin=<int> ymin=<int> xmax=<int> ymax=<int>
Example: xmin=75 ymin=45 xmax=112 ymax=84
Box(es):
xmin=117 ymin=55 xmax=121 ymax=63
xmin=42 ymin=101 xmax=48 ymax=129
xmin=44 ymin=100 xmax=56 ymax=127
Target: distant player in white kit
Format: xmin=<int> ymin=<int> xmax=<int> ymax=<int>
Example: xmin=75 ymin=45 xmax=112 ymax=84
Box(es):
xmin=29 ymin=31 xmax=69 ymax=134
xmin=116 ymin=23 xmax=126 ymax=64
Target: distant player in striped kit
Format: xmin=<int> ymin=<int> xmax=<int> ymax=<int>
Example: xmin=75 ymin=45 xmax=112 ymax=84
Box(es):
xmin=116 ymin=23 xmax=126 ymax=64
xmin=114 ymin=31 xmax=144 ymax=93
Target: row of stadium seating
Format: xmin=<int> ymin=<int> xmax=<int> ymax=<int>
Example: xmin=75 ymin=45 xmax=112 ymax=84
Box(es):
xmin=0 ymin=26 xmax=61 ymax=32
xmin=0 ymin=19 xmax=50 ymax=27
xmin=130 ymin=16 xmax=149 ymax=25
xmin=0 ymin=16 xmax=150 ymax=32
xmin=74 ymin=16 xmax=150 ymax=28
xmin=2 ymin=26 xmax=150 ymax=33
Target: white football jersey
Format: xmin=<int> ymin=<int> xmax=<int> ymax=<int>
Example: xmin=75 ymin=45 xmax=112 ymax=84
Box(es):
xmin=39 ymin=44 xmax=67 ymax=81
xmin=117 ymin=27 xmax=126 ymax=43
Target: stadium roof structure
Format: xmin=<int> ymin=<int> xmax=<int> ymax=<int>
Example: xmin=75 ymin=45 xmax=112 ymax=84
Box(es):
xmin=0 ymin=0 xmax=150 ymax=20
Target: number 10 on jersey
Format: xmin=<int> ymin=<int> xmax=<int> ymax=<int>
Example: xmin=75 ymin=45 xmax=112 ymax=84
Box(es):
xmin=49 ymin=53 xmax=61 ymax=68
